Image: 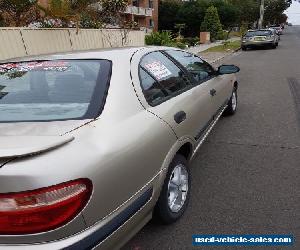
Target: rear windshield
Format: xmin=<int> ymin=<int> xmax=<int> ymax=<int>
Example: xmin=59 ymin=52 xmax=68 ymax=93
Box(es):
xmin=0 ymin=60 xmax=111 ymax=122
xmin=246 ymin=30 xmax=272 ymax=37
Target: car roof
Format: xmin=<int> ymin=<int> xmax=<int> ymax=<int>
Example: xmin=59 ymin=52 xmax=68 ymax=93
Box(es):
xmin=0 ymin=46 xmax=177 ymax=64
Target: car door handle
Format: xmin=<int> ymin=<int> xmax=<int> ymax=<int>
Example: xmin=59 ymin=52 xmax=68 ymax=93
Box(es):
xmin=210 ymin=89 xmax=217 ymax=96
xmin=174 ymin=111 xmax=186 ymax=124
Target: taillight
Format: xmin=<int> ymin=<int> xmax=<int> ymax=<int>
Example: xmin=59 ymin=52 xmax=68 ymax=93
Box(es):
xmin=0 ymin=179 xmax=92 ymax=235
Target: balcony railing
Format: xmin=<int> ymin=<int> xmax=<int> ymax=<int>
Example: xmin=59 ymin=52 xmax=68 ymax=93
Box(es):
xmin=124 ymin=5 xmax=153 ymax=17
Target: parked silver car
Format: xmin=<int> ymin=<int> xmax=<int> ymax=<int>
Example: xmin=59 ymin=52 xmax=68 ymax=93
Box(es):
xmin=242 ymin=29 xmax=279 ymax=50
xmin=269 ymin=27 xmax=281 ymax=41
xmin=269 ymin=25 xmax=283 ymax=35
xmin=0 ymin=47 xmax=239 ymax=249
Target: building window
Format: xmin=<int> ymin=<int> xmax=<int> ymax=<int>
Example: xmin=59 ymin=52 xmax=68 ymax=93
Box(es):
xmin=149 ymin=19 xmax=154 ymax=28
xmin=133 ymin=0 xmax=139 ymax=7
xmin=134 ymin=16 xmax=140 ymax=26
xmin=149 ymin=0 xmax=154 ymax=8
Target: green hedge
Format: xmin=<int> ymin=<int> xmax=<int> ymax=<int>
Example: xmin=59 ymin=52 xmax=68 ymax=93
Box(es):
xmin=145 ymin=31 xmax=173 ymax=46
xmin=145 ymin=31 xmax=188 ymax=49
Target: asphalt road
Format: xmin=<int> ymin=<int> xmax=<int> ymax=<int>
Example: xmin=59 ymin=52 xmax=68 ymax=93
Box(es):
xmin=123 ymin=26 xmax=300 ymax=250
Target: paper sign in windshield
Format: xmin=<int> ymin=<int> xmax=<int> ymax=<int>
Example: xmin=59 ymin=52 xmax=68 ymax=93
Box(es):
xmin=144 ymin=61 xmax=172 ymax=80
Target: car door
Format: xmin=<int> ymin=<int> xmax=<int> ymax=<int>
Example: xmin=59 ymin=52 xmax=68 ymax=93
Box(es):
xmin=164 ymin=49 xmax=231 ymax=121
xmin=204 ymin=64 xmax=233 ymax=115
xmin=138 ymin=50 xmax=214 ymax=141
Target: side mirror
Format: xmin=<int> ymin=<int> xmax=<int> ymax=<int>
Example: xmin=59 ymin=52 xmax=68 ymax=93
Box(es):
xmin=218 ymin=65 xmax=240 ymax=75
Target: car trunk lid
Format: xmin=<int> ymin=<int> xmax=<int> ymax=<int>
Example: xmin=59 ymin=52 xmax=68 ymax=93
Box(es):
xmin=0 ymin=119 xmax=89 ymax=160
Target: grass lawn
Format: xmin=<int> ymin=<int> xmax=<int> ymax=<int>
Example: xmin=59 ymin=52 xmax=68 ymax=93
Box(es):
xmin=203 ymin=40 xmax=241 ymax=53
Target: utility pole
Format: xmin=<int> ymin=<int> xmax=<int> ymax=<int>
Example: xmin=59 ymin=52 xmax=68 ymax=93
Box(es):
xmin=258 ymin=0 xmax=265 ymax=29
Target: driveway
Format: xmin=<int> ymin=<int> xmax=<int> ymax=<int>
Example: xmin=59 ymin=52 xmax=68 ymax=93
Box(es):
xmin=123 ymin=26 xmax=300 ymax=250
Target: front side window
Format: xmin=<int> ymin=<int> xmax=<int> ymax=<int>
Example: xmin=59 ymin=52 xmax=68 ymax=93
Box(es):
xmin=139 ymin=51 xmax=191 ymax=105
xmin=0 ymin=59 xmax=111 ymax=122
xmin=165 ymin=50 xmax=216 ymax=83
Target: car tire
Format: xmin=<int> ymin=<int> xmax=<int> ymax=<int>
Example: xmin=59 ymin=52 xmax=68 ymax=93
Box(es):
xmin=154 ymin=154 xmax=191 ymax=224
xmin=224 ymin=88 xmax=238 ymax=116
xmin=241 ymin=46 xmax=247 ymax=51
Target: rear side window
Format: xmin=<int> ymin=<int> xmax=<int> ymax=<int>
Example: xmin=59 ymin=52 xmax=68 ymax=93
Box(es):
xmin=165 ymin=50 xmax=216 ymax=83
xmin=246 ymin=30 xmax=272 ymax=36
xmin=139 ymin=68 xmax=166 ymax=105
xmin=0 ymin=60 xmax=111 ymax=122
xmin=139 ymin=51 xmax=191 ymax=105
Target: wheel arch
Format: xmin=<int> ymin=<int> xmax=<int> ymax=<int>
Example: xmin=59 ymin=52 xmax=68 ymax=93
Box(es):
xmin=234 ymin=81 xmax=238 ymax=90
xmin=176 ymin=142 xmax=193 ymax=161
xmin=159 ymin=137 xmax=195 ymax=175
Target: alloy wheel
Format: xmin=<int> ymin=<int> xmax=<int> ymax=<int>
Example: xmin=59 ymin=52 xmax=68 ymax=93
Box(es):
xmin=167 ymin=164 xmax=189 ymax=213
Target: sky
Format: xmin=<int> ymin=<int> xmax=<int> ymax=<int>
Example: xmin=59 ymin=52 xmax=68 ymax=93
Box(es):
xmin=285 ymin=0 xmax=300 ymax=24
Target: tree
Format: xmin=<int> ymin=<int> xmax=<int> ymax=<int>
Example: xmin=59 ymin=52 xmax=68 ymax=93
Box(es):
xmin=200 ymin=6 xmax=223 ymax=41
xmin=38 ymin=0 xmax=128 ymax=30
xmin=174 ymin=23 xmax=186 ymax=38
xmin=158 ymin=0 xmax=255 ymax=38
xmin=211 ymin=0 xmax=239 ymax=29
xmin=228 ymin=0 xmax=260 ymax=27
xmin=278 ymin=13 xmax=288 ymax=24
xmin=0 ymin=0 xmax=40 ymax=26
xmin=158 ymin=0 xmax=291 ymax=39
xmin=38 ymin=0 xmax=98 ymax=30
xmin=176 ymin=0 xmax=209 ymax=37
xmin=0 ymin=14 xmax=4 ymax=26
xmin=98 ymin=0 xmax=128 ymax=27
xmin=264 ymin=0 xmax=292 ymax=25
xmin=158 ymin=0 xmax=182 ymax=32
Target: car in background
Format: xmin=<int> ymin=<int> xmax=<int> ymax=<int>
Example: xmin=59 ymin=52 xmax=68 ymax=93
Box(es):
xmin=0 ymin=47 xmax=240 ymax=249
xmin=269 ymin=27 xmax=281 ymax=41
xmin=269 ymin=25 xmax=283 ymax=35
xmin=288 ymin=22 xmax=293 ymax=26
xmin=242 ymin=29 xmax=279 ymax=51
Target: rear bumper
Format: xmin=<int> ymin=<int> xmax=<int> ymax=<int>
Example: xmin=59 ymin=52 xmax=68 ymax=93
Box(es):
xmin=66 ymin=188 xmax=153 ymax=250
xmin=0 ymin=169 xmax=167 ymax=250
xmin=242 ymin=40 xmax=274 ymax=47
